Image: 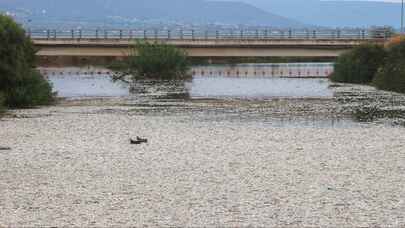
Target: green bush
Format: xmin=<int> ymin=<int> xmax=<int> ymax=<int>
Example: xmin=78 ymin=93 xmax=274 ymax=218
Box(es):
xmin=373 ymin=40 xmax=405 ymax=93
xmin=330 ymin=44 xmax=386 ymax=84
xmin=0 ymin=14 xmax=53 ymax=108
xmin=0 ymin=93 xmax=5 ymax=114
xmin=6 ymin=70 xmax=54 ymax=108
xmin=111 ymin=40 xmax=190 ymax=82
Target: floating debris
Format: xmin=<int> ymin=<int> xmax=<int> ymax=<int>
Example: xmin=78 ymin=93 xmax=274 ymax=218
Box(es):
xmin=130 ymin=137 xmax=148 ymax=145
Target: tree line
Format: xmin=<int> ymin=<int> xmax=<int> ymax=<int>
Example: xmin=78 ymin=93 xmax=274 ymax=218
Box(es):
xmin=331 ymin=36 xmax=405 ymax=93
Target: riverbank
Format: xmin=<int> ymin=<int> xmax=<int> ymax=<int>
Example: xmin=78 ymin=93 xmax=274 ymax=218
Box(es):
xmin=1 ymin=83 xmax=405 ymax=226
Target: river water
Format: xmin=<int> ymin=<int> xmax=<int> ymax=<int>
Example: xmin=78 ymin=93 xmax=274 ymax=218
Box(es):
xmin=38 ymin=63 xmax=367 ymax=128
xmin=47 ymin=75 xmax=333 ymax=99
xmin=42 ymin=63 xmax=334 ymax=99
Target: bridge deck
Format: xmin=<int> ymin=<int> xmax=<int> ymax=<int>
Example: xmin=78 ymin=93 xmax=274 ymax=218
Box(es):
xmin=30 ymin=28 xmax=390 ymax=59
xmin=33 ymin=38 xmax=384 ymax=58
xmin=33 ymin=38 xmax=380 ymax=47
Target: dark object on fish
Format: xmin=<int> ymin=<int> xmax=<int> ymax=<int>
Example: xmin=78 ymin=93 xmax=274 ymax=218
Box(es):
xmin=130 ymin=137 xmax=148 ymax=145
xmin=0 ymin=147 xmax=11 ymax=151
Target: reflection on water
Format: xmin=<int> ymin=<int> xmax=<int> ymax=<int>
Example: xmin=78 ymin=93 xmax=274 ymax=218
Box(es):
xmin=47 ymin=70 xmax=333 ymax=99
xmin=49 ymin=74 xmax=130 ymax=97
xmin=192 ymin=63 xmax=334 ymax=78
xmin=48 ymin=74 xmax=332 ymax=99
xmin=42 ymin=63 xmax=335 ymax=98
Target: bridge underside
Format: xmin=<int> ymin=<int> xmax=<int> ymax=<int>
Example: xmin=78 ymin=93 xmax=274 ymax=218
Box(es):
xmin=36 ymin=46 xmax=350 ymax=58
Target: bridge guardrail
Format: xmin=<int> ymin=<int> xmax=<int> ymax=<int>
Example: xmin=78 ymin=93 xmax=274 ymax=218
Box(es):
xmin=27 ymin=28 xmax=392 ymax=40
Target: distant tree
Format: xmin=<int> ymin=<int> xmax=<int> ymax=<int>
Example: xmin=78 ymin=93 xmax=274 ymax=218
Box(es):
xmin=110 ymin=40 xmax=191 ymax=84
xmin=0 ymin=14 xmax=53 ymax=107
xmin=330 ymin=44 xmax=386 ymax=84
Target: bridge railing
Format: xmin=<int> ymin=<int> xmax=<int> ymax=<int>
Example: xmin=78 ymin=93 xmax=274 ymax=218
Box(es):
xmin=27 ymin=28 xmax=391 ymax=40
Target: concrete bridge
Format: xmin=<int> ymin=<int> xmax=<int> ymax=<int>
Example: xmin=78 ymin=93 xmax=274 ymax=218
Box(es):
xmin=30 ymin=29 xmax=390 ymax=64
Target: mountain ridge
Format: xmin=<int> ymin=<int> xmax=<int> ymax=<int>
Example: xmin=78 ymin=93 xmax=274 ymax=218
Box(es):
xmin=0 ymin=0 xmax=304 ymax=28
xmin=232 ymin=0 xmax=403 ymax=28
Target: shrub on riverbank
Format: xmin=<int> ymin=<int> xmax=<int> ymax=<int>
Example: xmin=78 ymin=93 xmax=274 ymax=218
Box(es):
xmin=330 ymin=44 xmax=386 ymax=84
xmin=5 ymin=70 xmax=54 ymax=107
xmin=0 ymin=14 xmax=54 ymax=108
xmin=373 ymin=40 xmax=405 ymax=93
xmin=110 ymin=40 xmax=190 ymax=83
xmin=0 ymin=94 xmax=5 ymax=114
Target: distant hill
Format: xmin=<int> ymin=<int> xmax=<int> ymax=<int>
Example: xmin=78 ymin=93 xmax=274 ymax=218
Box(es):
xmin=0 ymin=0 xmax=304 ymax=28
xmin=234 ymin=0 xmax=403 ymax=28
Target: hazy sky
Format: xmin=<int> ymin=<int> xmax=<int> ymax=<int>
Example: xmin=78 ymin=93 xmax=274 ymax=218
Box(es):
xmin=346 ymin=0 xmax=401 ymax=1
xmin=219 ymin=0 xmax=404 ymax=3
xmin=327 ymin=0 xmax=402 ymax=1
xmin=219 ymin=0 xmax=402 ymax=1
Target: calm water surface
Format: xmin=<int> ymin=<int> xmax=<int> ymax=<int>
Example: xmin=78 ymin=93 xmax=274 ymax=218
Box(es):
xmin=46 ymin=63 xmax=334 ymax=99
xmin=48 ymin=74 xmax=333 ymax=99
xmin=191 ymin=76 xmax=332 ymax=99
